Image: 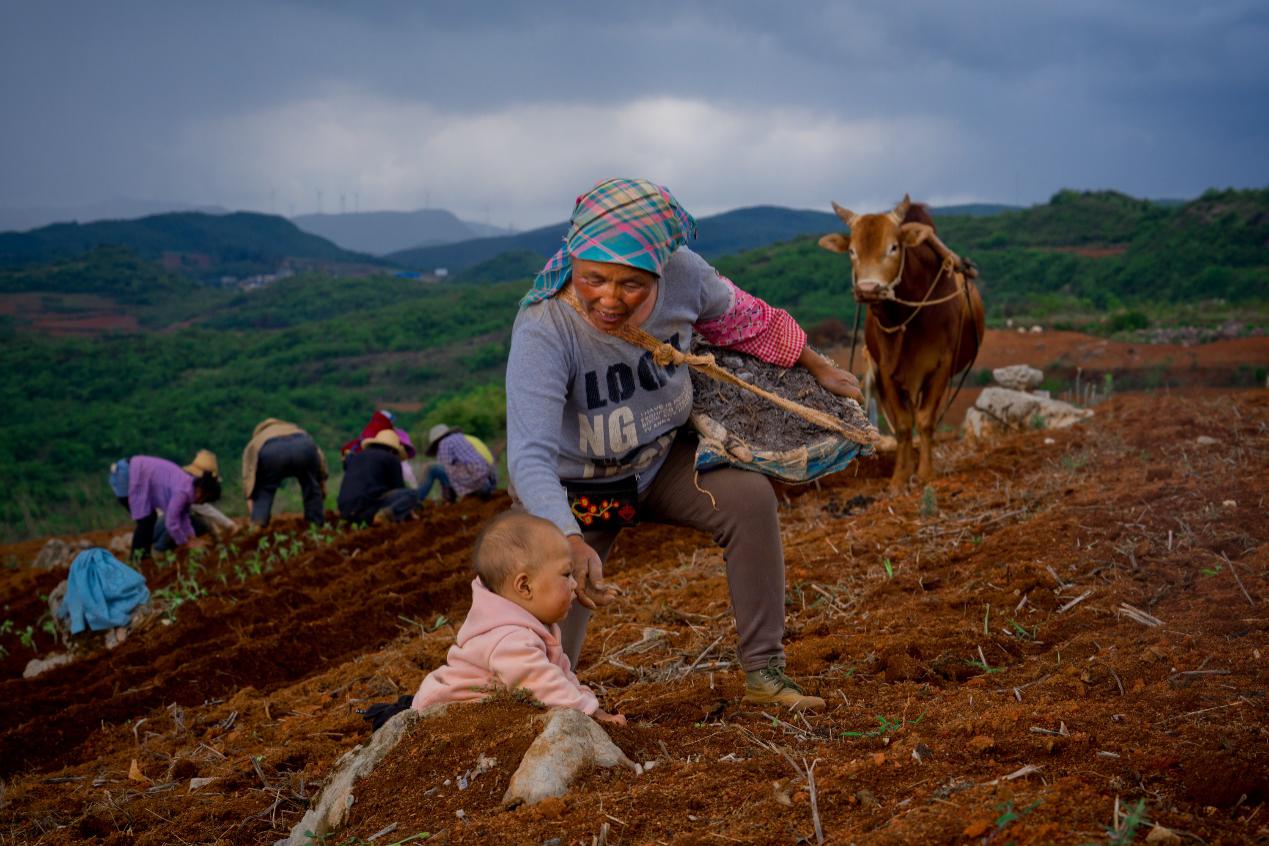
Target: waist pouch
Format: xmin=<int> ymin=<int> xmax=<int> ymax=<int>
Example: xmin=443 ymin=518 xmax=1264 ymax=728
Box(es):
xmin=564 ymin=476 xmax=639 ymax=529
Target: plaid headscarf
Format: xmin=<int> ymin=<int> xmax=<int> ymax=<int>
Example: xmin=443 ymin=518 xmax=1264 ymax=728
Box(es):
xmin=521 ymin=177 xmax=697 ymax=307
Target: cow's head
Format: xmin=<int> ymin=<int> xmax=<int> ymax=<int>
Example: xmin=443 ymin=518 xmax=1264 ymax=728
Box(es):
xmin=818 ymin=194 xmax=935 ymax=303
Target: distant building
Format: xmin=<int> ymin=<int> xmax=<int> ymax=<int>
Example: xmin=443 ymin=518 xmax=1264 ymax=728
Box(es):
xmin=434 ymin=267 xmax=449 ymax=278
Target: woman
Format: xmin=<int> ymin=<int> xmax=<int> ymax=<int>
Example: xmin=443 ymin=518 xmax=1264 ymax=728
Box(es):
xmin=108 ymin=449 xmax=222 ymax=557
xmin=507 ymin=177 xmax=861 ymax=711
xmin=337 ymin=428 xmax=419 ymax=524
xmin=242 ymin=417 xmax=328 ymax=527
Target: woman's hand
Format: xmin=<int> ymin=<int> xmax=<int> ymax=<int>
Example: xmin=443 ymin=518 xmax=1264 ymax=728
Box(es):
xmin=798 ymin=346 xmax=863 ymax=402
xmin=567 ymin=534 xmax=621 ymax=609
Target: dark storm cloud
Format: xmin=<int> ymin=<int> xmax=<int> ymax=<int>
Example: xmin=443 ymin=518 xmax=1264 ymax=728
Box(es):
xmin=1 ymin=1 xmax=1265 ymax=226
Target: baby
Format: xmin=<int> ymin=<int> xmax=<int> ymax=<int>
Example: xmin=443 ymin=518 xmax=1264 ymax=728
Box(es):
xmin=411 ymin=510 xmax=625 ymax=724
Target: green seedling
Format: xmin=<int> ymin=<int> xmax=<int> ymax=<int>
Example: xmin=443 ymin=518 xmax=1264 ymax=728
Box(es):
xmin=992 ymin=799 xmax=1042 ymax=840
xmin=1081 ymin=798 xmax=1148 ymax=846
xmin=841 ymin=711 xmax=924 ymax=739
xmin=882 ymin=558 xmax=894 ymax=579
xmin=1200 ymin=565 xmax=1222 ymax=576
xmin=1009 ymin=619 xmax=1037 ymax=640
xmin=919 ymin=485 xmax=938 ymax=518
xmin=427 ymin=615 xmax=449 ymax=633
xmin=965 ymin=658 xmax=1004 ymax=674
xmin=1061 ymin=450 xmax=1091 ymax=472
xmin=18 ymin=625 xmax=36 ymax=651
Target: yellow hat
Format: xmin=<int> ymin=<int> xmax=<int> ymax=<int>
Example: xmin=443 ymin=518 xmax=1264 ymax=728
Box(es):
xmin=183 ymin=449 xmax=220 ymax=479
xmin=362 ymin=428 xmax=407 ymax=461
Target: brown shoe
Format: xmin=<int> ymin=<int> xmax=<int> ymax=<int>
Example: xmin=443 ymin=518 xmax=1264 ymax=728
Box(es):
xmin=743 ymin=658 xmax=826 ymax=711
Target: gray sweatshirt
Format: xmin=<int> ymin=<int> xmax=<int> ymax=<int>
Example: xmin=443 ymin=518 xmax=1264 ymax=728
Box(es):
xmin=507 ymin=248 xmax=732 ymax=536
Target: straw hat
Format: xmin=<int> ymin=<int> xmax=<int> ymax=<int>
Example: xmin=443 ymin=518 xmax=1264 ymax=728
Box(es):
xmin=425 ymin=423 xmax=459 ymax=456
xmin=183 ymin=449 xmax=220 ymax=479
xmin=363 ymin=428 xmax=407 ymax=460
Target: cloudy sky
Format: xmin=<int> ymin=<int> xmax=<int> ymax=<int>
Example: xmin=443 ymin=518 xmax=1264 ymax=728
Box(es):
xmin=3 ymin=0 xmax=1267 ymax=229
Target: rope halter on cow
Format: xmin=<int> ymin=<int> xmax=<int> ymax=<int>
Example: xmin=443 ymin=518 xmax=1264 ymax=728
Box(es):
xmin=873 ymin=254 xmax=965 ymax=334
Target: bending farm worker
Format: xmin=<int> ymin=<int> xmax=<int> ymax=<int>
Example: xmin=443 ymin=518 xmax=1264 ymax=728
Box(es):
xmin=337 ymin=428 xmax=420 ymax=524
xmin=420 ymin=423 xmax=498 ymax=503
xmin=506 ymin=177 xmax=861 ymax=711
xmin=242 ymin=417 xmax=328 ymax=527
xmin=107 ymin=450 xmax=222 ymax=558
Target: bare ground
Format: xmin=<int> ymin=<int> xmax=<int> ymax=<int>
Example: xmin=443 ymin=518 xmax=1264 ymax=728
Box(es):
xmin=1 ymin=386 xmax=1267 ymax=846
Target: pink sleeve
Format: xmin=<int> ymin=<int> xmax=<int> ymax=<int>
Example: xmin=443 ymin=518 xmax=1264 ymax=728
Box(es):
xmin=488 ymin=631 xmax=599 ymax=714
xmin=694 ymin=277 xmax=807 ymax=368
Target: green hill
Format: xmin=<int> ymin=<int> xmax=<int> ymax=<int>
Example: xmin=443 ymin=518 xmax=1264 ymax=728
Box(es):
xmin=1 ymin=187 xmax=1265 ymax=543
xmin=0 ymin=245 xmax=196 ymax=305
xmin=0 ymin=211 xmax=386 ymax=281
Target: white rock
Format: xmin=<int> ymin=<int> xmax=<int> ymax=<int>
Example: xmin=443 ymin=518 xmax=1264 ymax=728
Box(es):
xmin=1145 ymin=823 xmax=1182 ymax=845
xmin=1029 ymin=325 xmax=1043 ymax=333
xmin=1195 ymin=435 xmax=1218 ymax=446
xmin=278 ymin=706 xmax=438 ymax=846
xmin=188 ymin=777 xmax=217 ymax=791
xmin=992 ymin=365 xmax=1044 ymax=392
xmin=963 ymin=387 xmax=1093 ymax=439
xmin=502 ymin=708 xmax=639 ymax=808
xmin=24 ymin=652 xmax=75 ymax=679
xmin=32 ymin=539 xmax=90 ymax=570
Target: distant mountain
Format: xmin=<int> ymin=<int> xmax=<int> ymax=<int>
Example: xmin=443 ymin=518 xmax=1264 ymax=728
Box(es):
xmin=389 ymin=203 xmax=1021 ymax=275
xmin=291 ymin=209 xmax=512 ymax=256
xmin=0 ymin=211 xmax=385 ymax=280
xmin=0 ymin=199 xmax=228 ymax=234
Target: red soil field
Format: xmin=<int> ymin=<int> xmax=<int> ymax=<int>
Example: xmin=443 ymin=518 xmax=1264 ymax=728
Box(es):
xmin=1 ymin=360 xmax=1266 ymax=844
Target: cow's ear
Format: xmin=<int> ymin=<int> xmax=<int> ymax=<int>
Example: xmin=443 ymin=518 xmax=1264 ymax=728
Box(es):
xmin=818 ymin=233 xmax=851 ymax=254
xmin=900 ymin=222 xmax=932 ymax=248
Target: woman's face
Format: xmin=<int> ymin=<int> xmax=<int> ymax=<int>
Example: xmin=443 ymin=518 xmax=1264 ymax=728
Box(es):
xmin=571 ymin=258 xmax=658 ymax=332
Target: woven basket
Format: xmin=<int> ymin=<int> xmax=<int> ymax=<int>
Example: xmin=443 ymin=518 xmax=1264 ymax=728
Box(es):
xmin=688 ymin=341 xmax=876 ymax=483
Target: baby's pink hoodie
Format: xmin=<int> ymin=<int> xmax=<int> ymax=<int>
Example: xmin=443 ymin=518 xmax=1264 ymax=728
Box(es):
xmin=411 ymin=577 xmax=599 ymax=714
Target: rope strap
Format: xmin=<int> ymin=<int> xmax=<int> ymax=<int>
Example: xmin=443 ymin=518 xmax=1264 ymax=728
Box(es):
xmin=558 ymin=287 xmax=878 ymax=445
xmin=875 ymin=256 xmax=964 ymax=334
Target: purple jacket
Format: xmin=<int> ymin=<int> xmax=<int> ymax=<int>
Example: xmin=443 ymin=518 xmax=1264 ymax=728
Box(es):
xmin=127 ymin=456 xmax=197 ymax=546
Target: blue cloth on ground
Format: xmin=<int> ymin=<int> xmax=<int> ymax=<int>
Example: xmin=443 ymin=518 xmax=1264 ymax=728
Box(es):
xmin=57 ymin=548 xmax=150 ymax=634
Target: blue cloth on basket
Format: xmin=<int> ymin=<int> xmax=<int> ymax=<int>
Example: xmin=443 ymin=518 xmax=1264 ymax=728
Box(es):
xmin=57 ymin=548 xmax=150 ymax=634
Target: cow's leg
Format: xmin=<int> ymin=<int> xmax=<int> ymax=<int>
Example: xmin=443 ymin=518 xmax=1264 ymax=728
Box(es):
xmin=878 ymin=374 xmax=914 ymax=491
xmin=915 ymin=364 xmax=954 ymax=483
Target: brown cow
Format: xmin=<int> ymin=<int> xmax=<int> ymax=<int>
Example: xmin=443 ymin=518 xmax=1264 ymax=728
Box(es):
xmin=818 ymin=195 xmax=985 ymax=491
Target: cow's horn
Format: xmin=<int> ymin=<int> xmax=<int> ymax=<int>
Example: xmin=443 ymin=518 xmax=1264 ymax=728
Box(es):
xmin=831 ymin=201 xmax=859 ymax=229
xmin=889 ymin=193 xmax=911 ymax=224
